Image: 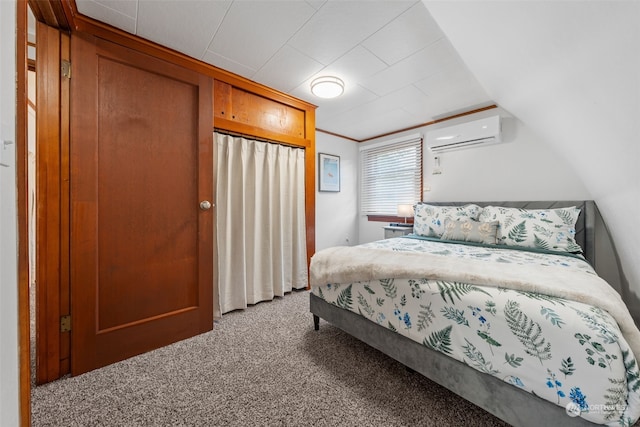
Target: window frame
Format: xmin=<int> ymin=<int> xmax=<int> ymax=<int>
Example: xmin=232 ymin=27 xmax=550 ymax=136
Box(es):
xmin=359 ymin=133 xmax=423 ymax=221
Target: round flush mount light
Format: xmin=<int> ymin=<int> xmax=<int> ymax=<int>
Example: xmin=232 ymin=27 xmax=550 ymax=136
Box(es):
xmin=310 ymin=76 xmax=344 ymax=99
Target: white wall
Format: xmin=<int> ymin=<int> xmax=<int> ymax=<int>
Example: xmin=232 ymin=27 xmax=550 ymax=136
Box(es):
xmin=359 ymin=217 xmax=390 ymax=244
xmin=0 ymin=0 xmax=21 ymax=424
xmin=359 ymin=107 xmax=590 ymax=244
xmin=424 ymin=1 xmax=640 ymax=309
xmin=315 ymin=132 xmax=359 ymax=251
xmin=424 ymin=108 xmax=590 ymax=201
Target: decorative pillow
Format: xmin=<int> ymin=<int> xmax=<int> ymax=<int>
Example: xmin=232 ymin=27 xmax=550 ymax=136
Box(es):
xmin=413 ymin=204 xmax=482 ymax=238
xmin=478 ymin=206 xmax=582 ymax=253
xmin=441 ymin=220 xmax=499 ymax=245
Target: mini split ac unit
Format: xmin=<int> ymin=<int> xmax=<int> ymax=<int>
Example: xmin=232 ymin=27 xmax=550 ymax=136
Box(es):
xmin=426 ymin=115 xmax=502 ymax=153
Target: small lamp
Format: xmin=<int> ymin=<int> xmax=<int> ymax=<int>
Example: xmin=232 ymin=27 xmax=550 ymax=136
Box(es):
xmin=397 ymin=204 xmax=414 ymax=224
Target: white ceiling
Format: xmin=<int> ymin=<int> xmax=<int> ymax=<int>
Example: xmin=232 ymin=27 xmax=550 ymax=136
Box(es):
xmin=75 ymin=0 xmax=493 ymax=141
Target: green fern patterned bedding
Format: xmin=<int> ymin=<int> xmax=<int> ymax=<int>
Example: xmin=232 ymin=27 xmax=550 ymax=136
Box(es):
xmin=310 ymin=237 xmax=640 ymax=426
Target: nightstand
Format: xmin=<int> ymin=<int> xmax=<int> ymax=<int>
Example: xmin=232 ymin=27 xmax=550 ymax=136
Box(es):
xmin=383 ymin=225 xmax=414 ymax=239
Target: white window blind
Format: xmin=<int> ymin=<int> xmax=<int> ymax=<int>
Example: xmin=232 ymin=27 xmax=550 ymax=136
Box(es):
xmin=360 ymin=135 xmax=423 ymax=216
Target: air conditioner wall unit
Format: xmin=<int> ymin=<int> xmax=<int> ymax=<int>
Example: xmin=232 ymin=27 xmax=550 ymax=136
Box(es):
xmin=427 ymin=115 xmax=502 ymax=153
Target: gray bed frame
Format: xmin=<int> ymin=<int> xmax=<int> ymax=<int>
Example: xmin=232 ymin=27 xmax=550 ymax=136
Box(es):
xmin=311 ymin=201 xmax=599 ymax=426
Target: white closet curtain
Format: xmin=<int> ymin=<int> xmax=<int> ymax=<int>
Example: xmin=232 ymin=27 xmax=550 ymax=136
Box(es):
xmin=215 ymin=132 xmax=308 ymax=314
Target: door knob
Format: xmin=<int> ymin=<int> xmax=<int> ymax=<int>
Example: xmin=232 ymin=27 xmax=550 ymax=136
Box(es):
xmin=200 ymin=200 xmax=212 ymax=210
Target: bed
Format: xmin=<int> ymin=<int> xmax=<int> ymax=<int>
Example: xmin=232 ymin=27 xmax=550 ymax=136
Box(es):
xmin=309 ymin=201 xmax=640 ymax=426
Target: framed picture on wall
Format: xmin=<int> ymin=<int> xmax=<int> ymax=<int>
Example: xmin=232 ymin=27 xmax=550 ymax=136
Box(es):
xmin=318 ymin=153 xmax=340 ymax=192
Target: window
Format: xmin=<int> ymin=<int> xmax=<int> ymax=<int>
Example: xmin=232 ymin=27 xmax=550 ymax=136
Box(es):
xmin=360 ymin=134 xmax=423 ymax=216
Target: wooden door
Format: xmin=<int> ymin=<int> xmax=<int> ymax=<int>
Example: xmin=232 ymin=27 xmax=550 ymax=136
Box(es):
xmin=70 ymin=33 xmax=214 ymax=375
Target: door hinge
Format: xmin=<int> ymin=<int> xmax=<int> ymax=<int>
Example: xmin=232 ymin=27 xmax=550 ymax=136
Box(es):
xmin=61 ymin=60 xmax=71 ymax=79
xmin=60 ymin=315 xmax=71 ymax=332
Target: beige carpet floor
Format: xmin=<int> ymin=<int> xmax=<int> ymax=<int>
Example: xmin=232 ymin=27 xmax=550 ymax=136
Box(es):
xmin=31 ymin=289 xmax=508 ymax=426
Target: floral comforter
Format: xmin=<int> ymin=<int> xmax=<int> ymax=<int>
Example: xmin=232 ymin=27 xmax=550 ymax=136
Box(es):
xmin=311 ymin=236 xmax=640 ymax=426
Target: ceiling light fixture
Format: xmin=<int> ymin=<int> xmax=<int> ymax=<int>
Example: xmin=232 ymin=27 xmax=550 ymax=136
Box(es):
xmin=310 ymin=76 xmax=344 ymax=99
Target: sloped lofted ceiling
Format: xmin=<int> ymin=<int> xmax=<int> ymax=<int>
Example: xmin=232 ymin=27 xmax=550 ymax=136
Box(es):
xmin=74 ymin=0 xmax=494 ymax=141
xmin=426 ymin=1 xmax=640 ymax=304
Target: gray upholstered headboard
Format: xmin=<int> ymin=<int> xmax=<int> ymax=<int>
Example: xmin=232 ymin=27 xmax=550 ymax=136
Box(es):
xmin=425 ymin=201 xmax=596 ymax=266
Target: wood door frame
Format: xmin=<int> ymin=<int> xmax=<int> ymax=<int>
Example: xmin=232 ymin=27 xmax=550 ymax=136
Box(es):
xmin=35 ymin=21 xmax=71 ymax=384
xmin=17 ymin=0 xmax=31 ymax=424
